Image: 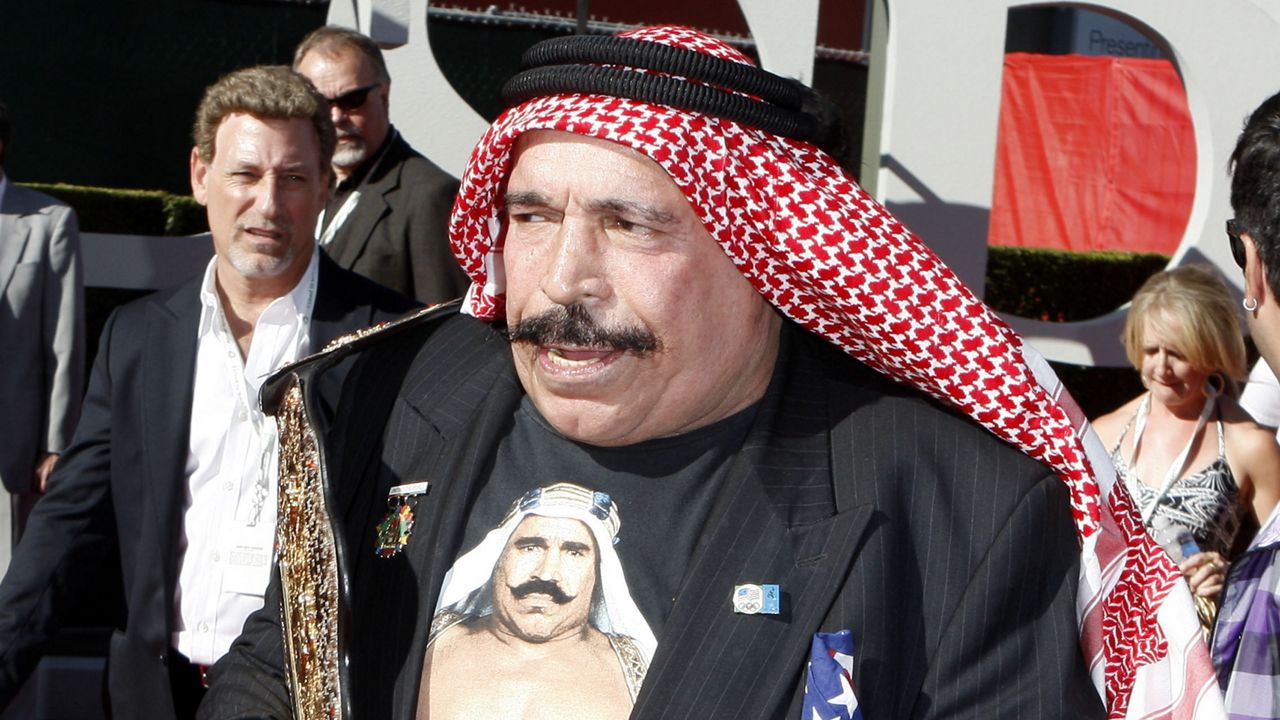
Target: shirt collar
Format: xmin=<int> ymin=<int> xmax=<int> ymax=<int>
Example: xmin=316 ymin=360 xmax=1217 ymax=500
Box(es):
xmin=197 ymin=248 xmax=320 ymax=338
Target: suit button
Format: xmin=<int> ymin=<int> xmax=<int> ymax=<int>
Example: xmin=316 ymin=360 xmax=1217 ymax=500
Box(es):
xmin=159 ymin=654 xmax=168 ymax=667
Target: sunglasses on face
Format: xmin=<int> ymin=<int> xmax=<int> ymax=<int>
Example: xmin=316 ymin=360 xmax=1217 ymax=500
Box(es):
xmin=1227 ymin=218 xmax=1247 ymax=269
xmin=325 ymin=83 xmax=380 ymax=112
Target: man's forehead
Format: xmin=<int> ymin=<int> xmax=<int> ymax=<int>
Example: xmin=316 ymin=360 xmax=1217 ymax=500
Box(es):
xmin=511 ymin=513 xmax=595 ymax=542
xmin=508 ymin=130 xmax=673 ymax=185
xmin=303 ymin=46 xmax=377 ymax=83
xmin=504 ymin=128 xmax=702 ymax=228
xmin=214 ymin=112 xmax=320 ymax=163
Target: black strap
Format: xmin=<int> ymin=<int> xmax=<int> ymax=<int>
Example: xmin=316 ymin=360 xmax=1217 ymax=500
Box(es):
xmin=518 ymin=34 xmax=807 ymax=110
xmin=501 ymin=64 xmax=821 ymax=143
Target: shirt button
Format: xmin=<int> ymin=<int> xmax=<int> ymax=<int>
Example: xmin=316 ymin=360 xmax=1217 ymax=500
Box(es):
xmin=211 ymin=552 xmax=221 ymax=563
xmin=237 ymin=410 xmax=247 ymax=422
xmin=223 ymin=481 xmax=234 ymax=492
xmin=197 ymin=622 xmax=209 ymax=633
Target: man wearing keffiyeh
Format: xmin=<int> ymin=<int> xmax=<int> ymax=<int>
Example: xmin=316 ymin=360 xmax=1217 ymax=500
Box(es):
xmin=201 ymin=25 xmax=1215 ymax=720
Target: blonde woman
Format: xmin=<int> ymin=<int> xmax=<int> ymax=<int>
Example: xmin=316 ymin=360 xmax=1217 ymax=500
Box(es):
xmin=1093 ymin=266 xmax=1280 ymax=631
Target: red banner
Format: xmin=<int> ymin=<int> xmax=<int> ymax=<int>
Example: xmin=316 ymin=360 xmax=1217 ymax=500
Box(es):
xmin=988 ymin=53 xmax=1194 ymax=255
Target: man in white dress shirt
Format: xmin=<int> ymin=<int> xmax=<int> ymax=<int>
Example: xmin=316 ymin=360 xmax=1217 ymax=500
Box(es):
xmin=0 ymin=66 xmax=415 ymax=720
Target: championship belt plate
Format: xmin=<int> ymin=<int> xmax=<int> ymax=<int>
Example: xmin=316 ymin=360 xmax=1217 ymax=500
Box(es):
xmin=274 ymin=375 xmax=344 ymax=720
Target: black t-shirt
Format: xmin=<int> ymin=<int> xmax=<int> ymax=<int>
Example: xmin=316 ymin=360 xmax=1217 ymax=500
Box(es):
xmin=450 ymin=393 xmax=759 ymax=642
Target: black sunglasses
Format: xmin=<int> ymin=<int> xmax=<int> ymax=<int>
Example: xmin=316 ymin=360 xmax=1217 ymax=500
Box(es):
xmin=1227 ymin=218 xmax=1247 ymax=269
xmin=325 ymin=83 xmax=380 ymax=112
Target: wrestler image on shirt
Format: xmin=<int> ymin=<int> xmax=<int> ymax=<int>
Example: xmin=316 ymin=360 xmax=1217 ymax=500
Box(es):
xmin=417 ymin=483 xmax=655 ymax=720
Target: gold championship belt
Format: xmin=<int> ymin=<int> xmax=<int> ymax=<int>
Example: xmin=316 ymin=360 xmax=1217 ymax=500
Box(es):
xmin=273 ymin=375 xmax=344 ymax=720
xmin=261 ymin=302 xmax=459 ymax=720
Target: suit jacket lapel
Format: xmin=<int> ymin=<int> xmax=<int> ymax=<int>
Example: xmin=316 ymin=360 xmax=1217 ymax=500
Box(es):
xmin=309 ymin=251 xmax=366 ymax=344
xmin=633 ymin=334 xmax=875 ymax=720
xmin=143 ymin=283 xmax=201 ymax=604
xmin=0 ymin=187 xmax=33 ymax=298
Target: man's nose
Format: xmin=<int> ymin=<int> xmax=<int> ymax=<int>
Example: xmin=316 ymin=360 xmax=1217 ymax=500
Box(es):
xmin=542 ymin=220 xmax=609 ymax=307
xmin=254 ymin=176 xmax=284 ymax=217
xmin=532 ymin=549 xmax=562 ymax=580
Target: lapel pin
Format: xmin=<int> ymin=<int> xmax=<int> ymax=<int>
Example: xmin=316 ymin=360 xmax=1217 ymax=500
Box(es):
xmin=733 ymin=583 xmax=781 ymax=615
xmin=375 ymin=481 xmax=430 ymax=558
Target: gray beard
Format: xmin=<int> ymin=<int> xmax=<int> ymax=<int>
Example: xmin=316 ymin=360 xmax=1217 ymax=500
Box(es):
xmin=226 ymin=240 xmax=297 ymax=280
xmin=332 ymin=140 xmax=368 ymax=172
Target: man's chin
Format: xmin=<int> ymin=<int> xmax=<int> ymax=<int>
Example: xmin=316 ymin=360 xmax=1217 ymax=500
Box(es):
xmin=333 ymin=144 xmax=368 ymax=171
xmin=227 ymin=250 xmax=295 ymax=281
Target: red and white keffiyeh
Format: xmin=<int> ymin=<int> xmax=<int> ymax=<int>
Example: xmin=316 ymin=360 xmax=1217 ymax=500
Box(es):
xmin=447 ymin=24 xmax=1222 ymax=719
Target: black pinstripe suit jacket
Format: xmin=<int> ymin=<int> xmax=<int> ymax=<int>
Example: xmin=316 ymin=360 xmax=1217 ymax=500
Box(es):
xmin=201 ymin=312 xmax=1104 ymax=720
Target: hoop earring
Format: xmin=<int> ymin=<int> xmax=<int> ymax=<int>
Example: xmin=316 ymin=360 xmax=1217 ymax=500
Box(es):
xmin=1244 ymin=297 xmax=1259 ymax=312
xmin=1205 ymin=373 xmax=1225 ymax=399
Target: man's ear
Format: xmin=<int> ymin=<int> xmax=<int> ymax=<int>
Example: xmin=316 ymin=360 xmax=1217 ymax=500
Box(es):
xmin=1244 ymin=232 xmax=1271 ymax=306
xmin=190 ymin=146 xmax=209 ymax=206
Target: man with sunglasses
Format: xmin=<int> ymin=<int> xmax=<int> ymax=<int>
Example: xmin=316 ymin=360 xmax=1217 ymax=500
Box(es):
xmin=294 ymin=26 xmax=469 ymax=305
xmin=1213 ymin=89 xmax=1280 ymax=717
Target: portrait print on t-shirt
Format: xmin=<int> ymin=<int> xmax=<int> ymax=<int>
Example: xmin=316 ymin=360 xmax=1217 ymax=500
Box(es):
xmin=417 ymin=483 xmax=656 ymax=720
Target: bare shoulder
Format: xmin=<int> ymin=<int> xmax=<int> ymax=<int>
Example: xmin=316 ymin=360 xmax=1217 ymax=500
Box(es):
xmin=1091 ymin=394 xmax=1143 ymax=449
xmin=1222 ymin=396 xmax=1280 ymax=477
xmin=1222 ymin=397 xmax=1280 ymax=451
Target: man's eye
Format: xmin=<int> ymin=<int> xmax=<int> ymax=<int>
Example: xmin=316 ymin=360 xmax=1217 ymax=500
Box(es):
xmin=509 ymin=211 xmax=548 ymax=223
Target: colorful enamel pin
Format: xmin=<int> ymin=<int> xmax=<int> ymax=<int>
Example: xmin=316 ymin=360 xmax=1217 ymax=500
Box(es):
xmin=375 ymin=481 xmax=430 ymax=558
xmin=733 ymin=583 xmax=781 ymax=615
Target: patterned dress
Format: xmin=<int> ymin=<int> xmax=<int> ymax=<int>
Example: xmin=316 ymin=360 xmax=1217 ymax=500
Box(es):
xmin=1110 ymin=397 xmax=1241 ymax=559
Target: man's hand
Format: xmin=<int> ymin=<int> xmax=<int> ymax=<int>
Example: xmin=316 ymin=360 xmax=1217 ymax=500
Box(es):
xmin=34 ymin=453 xmax=59 ymax=494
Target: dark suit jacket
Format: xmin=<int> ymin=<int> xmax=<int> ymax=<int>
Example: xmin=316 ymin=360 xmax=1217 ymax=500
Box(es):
xmin=202 ymin=313 xmax=1104 ymax=719
xmin=0 ymin=252 xmax=417 ymax=719
xmin=321 ymin=132 xmax=470 ymax=305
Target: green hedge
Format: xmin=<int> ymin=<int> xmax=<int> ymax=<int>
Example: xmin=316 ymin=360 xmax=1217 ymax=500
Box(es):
xmin=984 ymin=246 xmax=1170 ymax=321
xmin=21 ymin=182 xmax=208 ymax=236
xmin=26 ymin=182 xmax=208 ymax=370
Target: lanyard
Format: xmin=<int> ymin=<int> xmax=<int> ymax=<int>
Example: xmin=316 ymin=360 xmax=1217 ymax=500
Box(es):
xmin=1129 ymin=391 xmax=1218 ymax=524
xmin=315 ymin=130 xmax=397 ymax=247
xmin=212 ymin=264 xmax=318 ymax=526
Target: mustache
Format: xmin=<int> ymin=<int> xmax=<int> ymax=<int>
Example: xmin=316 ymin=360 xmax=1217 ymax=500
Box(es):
xmin=235 ymin=218 xmax=289 ymax=237
xmin=506 ymin=303 xmax=659 ymax=354
xmin=510 ymin=579 xmax=574 ymax=604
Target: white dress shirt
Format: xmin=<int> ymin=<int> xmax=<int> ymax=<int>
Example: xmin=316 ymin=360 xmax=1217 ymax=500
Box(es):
xmin=1242 ymin=359 xmax=1280 ymax=437
xmin=173 ymin=251 xmax=318 ymax=664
